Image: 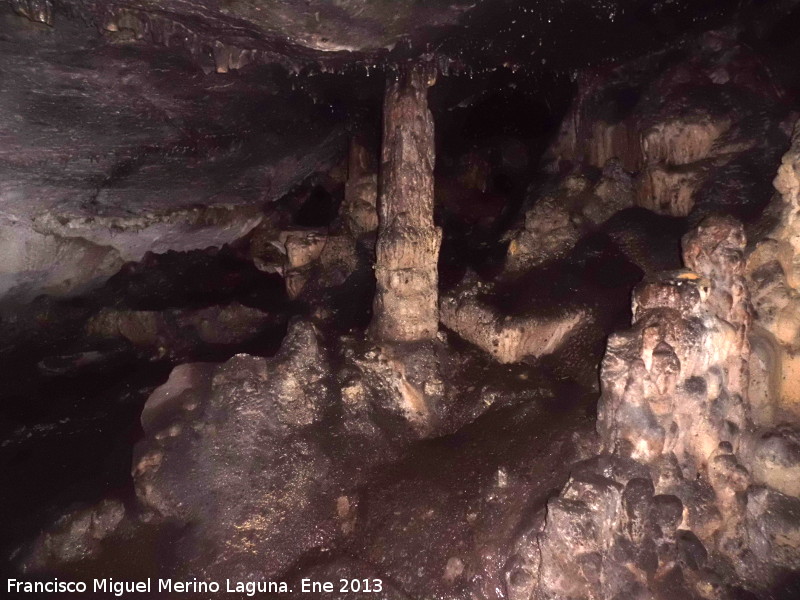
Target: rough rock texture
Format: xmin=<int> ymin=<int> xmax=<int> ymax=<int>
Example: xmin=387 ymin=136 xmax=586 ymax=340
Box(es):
xmin=747 ymin=123 xmax=800 ymax=421
xmin=0 ymin=8 xmax=346 ymax=303
xmin=546 ymin=31 xmax=788 ymax=222
xmin=349 ymin=340 xmax=445 ymax=437
xmin=39 ymin=0 xmax=478 ymax=64
xmin=0 ymin=227 xmax=126 ymax=302
xmin=18 ymin=499 xmax=126 ymax=572
xmin=282 ymin=230 xmax=360 ymax=301
xmin=342 ymin=136 xmax=379 ymax=237
xmin=8 ymin=0 xmax=735 ymax=79
xmin=86 ymin=302 xmax=277 ymax=358
xmin=7 ymin=2 xmax=800 ymax=595
xmin=601 ymin=207 xmax=687 ymax=276
xmin=603 ymin=217 xmax=752 ymax=468
xmin=371 ymin=65 xmax=441 ymax=343
xmin=347 ymin=402 xmax=599 ymax=600
xmin=440 ymin=275 xmax=587 ymax=364
xmin=245 ymin=139 xmax=376 ymax=307
xmin=513 ymin=216 xmax=800 ymax=599
xmin=132 ymin=319 xmax=336 ymax=578
xmin=502 ymin=31 xmax=789 ymax=284
xmin=505 ymin=162 xmax=633 ymax=273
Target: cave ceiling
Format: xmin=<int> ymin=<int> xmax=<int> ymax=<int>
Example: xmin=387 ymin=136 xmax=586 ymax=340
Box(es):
xmin=0 ymin=0 xmax=792 ymax=300
xmin=10 ymin=0 xmax=757 ymax=71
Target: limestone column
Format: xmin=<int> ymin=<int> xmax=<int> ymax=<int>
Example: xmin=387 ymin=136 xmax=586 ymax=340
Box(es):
xmin=371 ymin=64 xmax=441 ymax=343
xmin=342 ymin=136 xmax=379 ymax=236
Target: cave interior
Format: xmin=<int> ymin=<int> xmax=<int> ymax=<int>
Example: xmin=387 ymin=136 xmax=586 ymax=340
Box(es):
xmin=4 ymin=0 xmax=800 ymax=598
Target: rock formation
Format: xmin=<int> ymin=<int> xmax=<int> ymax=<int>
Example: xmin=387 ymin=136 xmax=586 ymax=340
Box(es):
xmin=132 ymin=319 xmax=338 ymax=578
xmin=546 ymin=31 xmax=788 ymax=223
xmin=281 ymin=229 xmax=360 ymax=301
xmin=505 ymin=162 xmax=634 ymax=274
xmin=512 ymin=215 xmax=800 ymax=599
xmin=747 ymin=123 xmax=800 ymax=422
xmin=0 ymin=11 xmax=347 ymax=305
xmin=7 ymin=3 xmax=800 ymax=598
xmin=440 ymin=274 xmax=587 ymax=364
xmin=342 ymin=137 xmax=380 ymax=237
xmin=18 ymin=499 xmax=126 ymax=572
xmin=86 ymin=302 xmax=278 ymax=359
xmin=242 ymin=138 xmax=378 ymax=313
xmin=371 ymin=65 xmax=441 ymax=344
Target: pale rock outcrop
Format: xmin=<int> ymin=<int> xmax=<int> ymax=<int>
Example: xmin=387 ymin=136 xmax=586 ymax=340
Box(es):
xmin=548 ymin=73 xmax=643 ymax=173
xmin=0 ymin=224 xmax=124 ymax=302
xmin=548 ymin=70 xmax=734 ymax=182
xmin=0 ymin=205 xmax=264 ymax=304
xmin=634 ymin=109 xmax=743 ymax=217
xmin=585 ymin=119 xmax=643 ymax=174
xmin=641 ymin=118 xmax=731 ymax=167
xmin=507 ymin=217 xmax=800 ymax=599
xmin=32 ymin=205 xmax=264 ymax=266
xmin=546 ymin=31 xmax=787 ymax=220
xmin=601 ymin=217 xmax=752 ymax=467
xmin=750 ymin=427 xmax=800 ymax=498
xmin=747 ymin=122 xmax=800 ymax=420
xmin=636 ymin=164 xmax=706 ymax=217
xmin=440 ymin=276 xmax=587 ymax=364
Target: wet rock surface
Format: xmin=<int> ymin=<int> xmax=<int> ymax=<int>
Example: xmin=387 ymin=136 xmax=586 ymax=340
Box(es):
xmin=527 ymin=215 xmax=800 ymax=599
xmin=4 ymin=4 xmax=800 ymax=600
xmin=132 ymin=319 xmax=337 ymax=579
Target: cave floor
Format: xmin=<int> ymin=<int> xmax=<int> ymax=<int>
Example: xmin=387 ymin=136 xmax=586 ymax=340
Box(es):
xmin=0 ymin=201 xmax=682 ymax=597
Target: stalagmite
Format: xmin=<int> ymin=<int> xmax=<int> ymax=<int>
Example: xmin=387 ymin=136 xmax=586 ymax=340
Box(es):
xmin=371 ymin=65 xmax=442 ymax=343
xmin=342 ymin=136 xmax=379 ymax=236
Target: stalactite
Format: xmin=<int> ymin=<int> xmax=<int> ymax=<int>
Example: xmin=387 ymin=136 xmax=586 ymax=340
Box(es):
xmin=10 ymin=0 xmax=53 ymax=25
